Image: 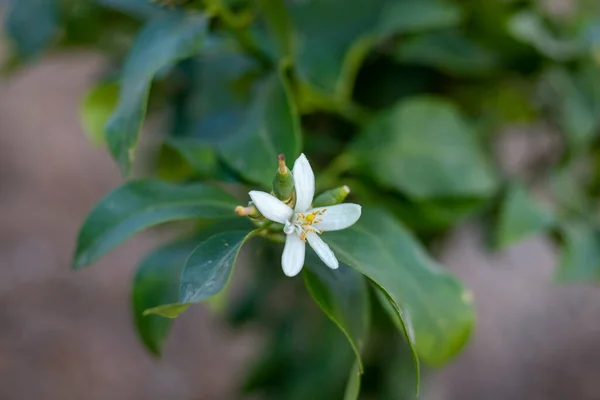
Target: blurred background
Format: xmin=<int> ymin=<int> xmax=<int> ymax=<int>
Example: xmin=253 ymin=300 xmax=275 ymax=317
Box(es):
xmin=2 ymin=0 xmax=600 ymax=399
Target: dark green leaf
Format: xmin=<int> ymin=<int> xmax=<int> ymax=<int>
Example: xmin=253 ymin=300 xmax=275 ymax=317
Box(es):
xmin=257 ymin=0 xmax=293 ymax=58
xmin=132 ymin=237 xmax=199 ymax=355
xmin=218 ymin=72 xmax=302 ymax=188
xmin=80 ymin=80 xmax=119 ymax=146
xmin=5 ymin=0 xmax=59 ymax=60
xmin=163 ymin=137 xmax=219 ymax=178
xmin=289 ymin=0 xmax=384 ymax=95
xmin=394 ymin=31 xmax=498 ymax=76
xmin=73 ymin=179 xmax=237 ymax=268
xmin=343 ymin=361 xmax=361 ymax=400
xmin=352 ymin=97 xmax=498 ymax=199
xmin=95 ymin=0 xmax=166 ymax=19
xmin=556 ymin=222 xmax=600 ymax=282
xmin=180 ymin=231 xmax=255 ymax=302
xmin=376 ymin=0 xmax=462 ymax=36
xmin=106 ymin=13 xmax=209 ymax=175
xmin=145 ymin=230 xmax=257 ymax=317
xmin=303 ymin=261 xmax=369 ymax=371
xmin=496 ymin=183 xmax=554 ymax=248
xmin=323 ymin=207 xmax=475 ymax=365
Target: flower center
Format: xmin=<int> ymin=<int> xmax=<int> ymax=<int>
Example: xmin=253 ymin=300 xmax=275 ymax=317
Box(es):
xmin=291 ymin=209 xmax=327 ymax=241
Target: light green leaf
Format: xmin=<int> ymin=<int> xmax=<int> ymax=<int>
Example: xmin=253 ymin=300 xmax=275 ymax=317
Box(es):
xmin=343 ymin=361 xmax=361 ymax=400
xmin=145 ymin=230 xmax=257 ymax=318
xmin=303 ymin=261 xmax=369 ymax=372
xmin=377 ymin=0 xmax=462 ymax=36
xmin=80 ymin=81 xmax=119 ymax=146
xmin=106 ymin=13 xmax=209 ymax=175
xmin=394 ymin=31 xmax=498 ymax=76
xmin=5 ymin=0 xmax=59 ymax=60
xmin=496 ymin=183 xmax=555 ymax=248
xmin=556 ymin=222 xmax=600 ymax=282
xmin=73 ymin=179 xmax=237 ymax=268
xmin=352 ymin=97 xmax=498 ymax=199
xmin=132 ymin=237 xmax=199 ymax=355
xmin=218 ymin=72 xmax=302 ymax=188
xmin=507 ymin=11 xmax=581 ymax=61
xmin=323 ymin=207 xmax=475 ymax=365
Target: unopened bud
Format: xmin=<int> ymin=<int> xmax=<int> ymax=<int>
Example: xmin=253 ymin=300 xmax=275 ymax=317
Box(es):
xmin=312 ymin=185 xmax=350 ymax=207
xmin=272 ymin=154 xmax=294 ymax=202
xmin=235 ymin=204 xmax=262 ymax=219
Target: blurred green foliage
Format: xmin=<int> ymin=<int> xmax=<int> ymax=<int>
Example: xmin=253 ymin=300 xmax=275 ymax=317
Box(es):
xmin=4 ymin=0 xmax=600 ymax=398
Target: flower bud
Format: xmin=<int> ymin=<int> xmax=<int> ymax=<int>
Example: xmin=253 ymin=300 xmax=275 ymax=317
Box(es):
xmin=312 ymin=185 xmax=350 ymax=207
xmin=272 ymin=154 xmax=294 ymax=202
xmin=235 ymin=203 xmax=262 ymax=219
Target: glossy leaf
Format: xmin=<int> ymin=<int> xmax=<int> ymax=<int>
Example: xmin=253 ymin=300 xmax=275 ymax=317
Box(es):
xmin=323 ymin=207 xmax=475 ymax=365
xmin=556 ymin=222 xmax=600 ymax=282
xmin=218 ymin=73 xmax=302 ymax=188
xmin=132 ymin=237 xmax=199 ymax=355
xmin=258 ymin=0 xmax=293 ymax=58
xmin=106 ymin=13 xmax=209 ymax=175
xmin=496 ymin=183 xmax=554 ymax=248
xmin=394 ymin=31 xmax=497 ymax=76
xmin=73 ymin=179 xmax=237 ymax=268
xmin=5 ymin=0 xmax=59 ymax=60
xmin=145 ymin=230 xmax=256 ymax=318
xmin=352 ymin=97 xmax=498 ymax=199
xmin=80 ymin=80 xmax=119 ymax=146
xmin=303 ymin=260 xmax=369 ymax=371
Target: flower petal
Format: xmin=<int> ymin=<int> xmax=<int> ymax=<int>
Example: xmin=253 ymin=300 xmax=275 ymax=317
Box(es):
xmin=306 ymin=231 xmax=339 ymax=269
xmin=310 ymin=204 xmax=361 ymax=232
xmin=249 ymin=191 xmax=293 ymax=224
xmin=292 ymin=153 xmax=315 ymax=213
xmin=282 ymin=233 xmax=306 ymax=277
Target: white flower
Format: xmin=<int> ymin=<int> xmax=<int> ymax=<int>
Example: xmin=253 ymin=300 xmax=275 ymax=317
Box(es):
xmin=249 ymin=154 xmax=361 ymax=277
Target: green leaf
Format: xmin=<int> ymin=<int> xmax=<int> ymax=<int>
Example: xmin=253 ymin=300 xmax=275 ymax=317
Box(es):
xmin=556 ymin=222 xmax=600 ymax=282
xmin=507 ymin=10 xmax=581 ymax=61
xmin=376 ymin=0 xmax=462 ymax=36
xmin=373 ymin=287 xmax=420 ymax=395
xmin=303 ymin=261 xmax=369 ymax=372
xmin=163 ymin=137 xmax=219 ymax=178
xmin=394 ymin=31 xmax=498 ymax=77
xmin=289 ymin=0 xmax=461 ymax=98
xmin=145 ymin=230 xmax=257 ymax=318
xmin=106 ymin=13 xmax=209 ymax=175
xmin=95 ymin=0 xmax=167 ymax=19
xmin=323 ymin=207 xmax=475 ymax=365
xmin=257 ymin=0 xmax=293 ymax=58
xmin=5 ymin=0 xmax=59 ymax=60
xmin=496 ymin=183 xmax=555 ymax=248
xmin=132 ymin=237 xmax=199 ymax=355
xmin=80 ymin=80 xmax=119 ymax=146
xmin=538 ymin=68 xmax=598 ymax=151
xmin=352 ymin=97 xmax=498 ymax=199
xmin=343 ymin=361 xmax=361 ymax=400
xmin=73 ymin=179 xmax=237 ymax=268
xmin=218 ymin=72 xmax=302 ymax=188
xmin=289 ymin=0 xmax=385 ymax=95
